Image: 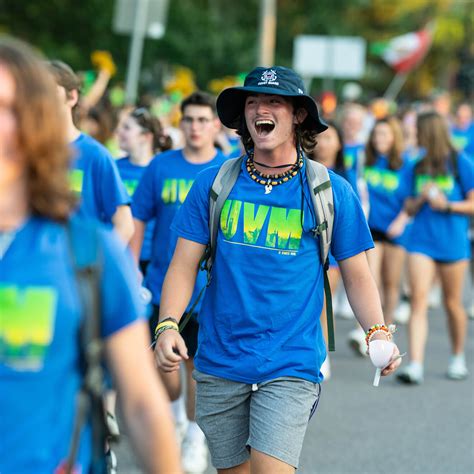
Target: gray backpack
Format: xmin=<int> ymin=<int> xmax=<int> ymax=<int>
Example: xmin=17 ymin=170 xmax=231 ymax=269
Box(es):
xmin=181 ymin=155 xmax=336 ymax=351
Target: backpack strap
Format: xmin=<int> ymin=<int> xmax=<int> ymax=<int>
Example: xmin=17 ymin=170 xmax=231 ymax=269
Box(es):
xmin=65 ymin=219 xmax=108 ymax=474
xmin=178 ymin=156 xmax=244 ymax=332
xmin=305 ymin=158 xmax=336 ymax=352
xmin=208 ymin=156 xmax=244 ymax=269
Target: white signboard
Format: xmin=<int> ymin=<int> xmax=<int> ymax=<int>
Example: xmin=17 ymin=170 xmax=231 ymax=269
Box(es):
xmin=113 ymin=0 xmax=169 ymax=39
xmin=293 ymin=35 xmax=366 ymax=79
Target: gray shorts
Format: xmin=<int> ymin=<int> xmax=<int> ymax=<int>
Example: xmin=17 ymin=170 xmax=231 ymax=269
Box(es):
xmin=193 ymin=370 xmax=321 ymax=469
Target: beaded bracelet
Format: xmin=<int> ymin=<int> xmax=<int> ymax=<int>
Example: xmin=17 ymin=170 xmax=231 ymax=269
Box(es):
xmin=365 ymin=324 xmax=394 ymax=347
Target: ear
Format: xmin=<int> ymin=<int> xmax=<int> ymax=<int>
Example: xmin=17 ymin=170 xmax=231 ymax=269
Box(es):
xmin=294 ymin=108 xmax=308 ymax=125
xmin=67 ymin=89 xmax=79 ymax=109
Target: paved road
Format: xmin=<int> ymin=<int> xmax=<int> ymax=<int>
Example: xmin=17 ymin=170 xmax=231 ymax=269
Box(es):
xmin=116 ymin=287 xmax=474 ymax=474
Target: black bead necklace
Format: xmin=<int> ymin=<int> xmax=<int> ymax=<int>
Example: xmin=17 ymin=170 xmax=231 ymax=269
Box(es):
xmin=246 ymin=151 xmax=303 ymax=194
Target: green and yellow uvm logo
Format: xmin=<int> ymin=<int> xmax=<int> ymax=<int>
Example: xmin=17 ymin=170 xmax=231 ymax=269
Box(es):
xmin=161 ymin=179 xmax=194 ymax=204
xmin=0 ymin=286 xmax=57 ymax=371
xmin=415 ymin=174 xmax=454 ymax=195
xmin=364 ymin=167 xmax=400 ymax=191
xmin=220 ymin=200 xmax=303 ymax=254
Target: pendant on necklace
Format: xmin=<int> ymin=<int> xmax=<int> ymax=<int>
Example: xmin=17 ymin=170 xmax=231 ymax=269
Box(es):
xmin=265 ymin=183 xmax=273 ymax=194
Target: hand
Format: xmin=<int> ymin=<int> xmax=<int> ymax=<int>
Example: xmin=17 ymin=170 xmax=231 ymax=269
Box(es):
xmin=386 ymin=218 xmax=406 ymax=239
xmin=428 ymin=191 xmax=448 ymax=211
xmin=423 ymin=184 xmax=448 ymax=211
xmin=381 ymin=343 xmax=402 ymax=377
xmin=154 ymin=329 xmax=189 ymax=372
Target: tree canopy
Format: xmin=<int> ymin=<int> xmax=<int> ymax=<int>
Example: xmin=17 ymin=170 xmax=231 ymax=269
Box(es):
xmin=1 ymin=0 xmax=471 ymax=100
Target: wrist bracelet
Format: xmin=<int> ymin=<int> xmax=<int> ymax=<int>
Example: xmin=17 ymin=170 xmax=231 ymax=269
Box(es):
xmin=365 ymin=324 xmax=396 ymax=348
xmin=154 ymin=324 xmax=179 ymax=341
xmin=445 ymin=202 xmax=452 ymax=214
xmin=155 ymin=318 xmax=179 ymax=337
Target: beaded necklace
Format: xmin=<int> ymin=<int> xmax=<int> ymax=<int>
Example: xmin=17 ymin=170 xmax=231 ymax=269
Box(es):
xmin=246 ymin=151 xmax=303 ymax=194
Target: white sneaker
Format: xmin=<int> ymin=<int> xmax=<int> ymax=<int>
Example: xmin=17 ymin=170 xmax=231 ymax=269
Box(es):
xmin=447 ymin=355 xmax=469 ymax=380
xmin=321 ymin=356 xmax=331 ymax=381
xmin=181 ymin=436 xmax=208 ymax=474
xmin=337 ymin=293 xmax=354 ymax=320
xmin=347 ymin=328 xmax=367 ymax=357
xmin=105 ymin=448 xmax=117 ymax=474
xmin=396 ymin=362 xmax=424 ymax=384
xmin=428 ymin=285 xmax=442 ymax=309
xmin=394 ymin=300 xmax=410 ymax=324
xmin=175 ymin=419 xmax=189 ymax=447
xmin=106 ymin=411 xmax=120 ymax=440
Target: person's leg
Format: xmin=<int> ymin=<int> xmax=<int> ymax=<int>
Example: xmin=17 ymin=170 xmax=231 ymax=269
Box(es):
xmin=180 ymin=318 xmax=208 ymax=472
xmin=194 ymin=370 xmax=251 ymax=471
xmin=437 ymin=260 xmax=469 ymax=355
xmin=381 ymin=243 xmax=406 ymax=324
xmin=217 ymin=462 xmax=250 ymax=474
xmin=406 ymin=253 xmax=436 ymax=363
xmin=250 ymin=450 xmax=294 ymax=474
xmin=248 ymin=378 xmax=320 ymax=472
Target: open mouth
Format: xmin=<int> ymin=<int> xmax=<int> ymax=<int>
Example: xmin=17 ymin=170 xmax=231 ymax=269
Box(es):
xmin=255 ymin=119 xmax=275 ymax=136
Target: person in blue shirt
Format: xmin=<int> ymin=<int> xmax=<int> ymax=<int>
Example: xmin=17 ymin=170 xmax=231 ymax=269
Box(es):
xmin=153 ymin=66 xmax=401 ymax=473
xmin=48 ymin=61 xmax=136 ymax=446
xmin=116 ymin=107 xmax=172 ymax=274
xmin=310 ymin=120 xmax=347 ymax=378
xmin=451 ymin=102 xmax=474 ymax=159
xmin=364 ymin=117 xmax=413 ymax=325
xmin=0 ymin=36 xmax=181 ymax=474
xmin=47 ymin=60 xmax=134 ymax=245
xmin=340 ymin=103 xmax=370 ymax=207
xmin=131 ymin=91 xmax=226 ymax=473
xmin=397 ymin=111 xmax=474 ymax=385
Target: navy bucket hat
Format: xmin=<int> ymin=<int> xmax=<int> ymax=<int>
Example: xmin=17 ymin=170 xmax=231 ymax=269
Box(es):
xmin=217 ymin=66 xmax=328 ymax=133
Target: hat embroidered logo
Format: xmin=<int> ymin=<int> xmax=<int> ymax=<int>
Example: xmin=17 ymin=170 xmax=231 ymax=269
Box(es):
xmin=258 ymin=69 xmax=279 ymax=86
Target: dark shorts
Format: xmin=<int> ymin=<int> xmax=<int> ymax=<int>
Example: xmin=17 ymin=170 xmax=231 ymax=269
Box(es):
xmin=139 ymin=259 xmax=150 ymax=276
xmin=149 ymin=305 xmax=199 ymax=358
xmin=370 ymin=228 xmax=395 ymax=245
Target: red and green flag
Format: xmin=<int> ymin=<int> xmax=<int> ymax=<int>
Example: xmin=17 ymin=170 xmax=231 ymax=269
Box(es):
xmin=371 ymin=26 xmax=434 ymax=73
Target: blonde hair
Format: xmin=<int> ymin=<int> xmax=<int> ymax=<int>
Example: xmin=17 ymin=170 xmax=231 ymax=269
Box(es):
xmin=0 ymin=36 xmax=76 ymax=220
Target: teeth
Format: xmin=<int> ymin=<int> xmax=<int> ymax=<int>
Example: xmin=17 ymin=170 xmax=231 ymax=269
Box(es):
xmin=255 ymin=119 xmax=274 ymax=126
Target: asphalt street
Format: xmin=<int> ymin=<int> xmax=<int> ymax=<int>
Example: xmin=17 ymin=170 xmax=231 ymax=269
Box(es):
xmin=115 ymin=285 xmax=473 ymax=474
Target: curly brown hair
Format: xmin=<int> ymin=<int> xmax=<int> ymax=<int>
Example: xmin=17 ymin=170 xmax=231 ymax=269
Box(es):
xmin=236 ymin=97 xmax=318 ymax=156
xmin=0 ymin=37 xmax=76 ymax=221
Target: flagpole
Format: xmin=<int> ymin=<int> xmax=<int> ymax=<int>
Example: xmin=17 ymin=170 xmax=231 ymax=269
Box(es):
xmin=383 ymin=72 xmax=408 ymax=101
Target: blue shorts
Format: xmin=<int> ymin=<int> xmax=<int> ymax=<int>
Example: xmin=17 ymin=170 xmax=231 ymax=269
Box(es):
xmin=193 ymin=370 xmax=321 ymax=469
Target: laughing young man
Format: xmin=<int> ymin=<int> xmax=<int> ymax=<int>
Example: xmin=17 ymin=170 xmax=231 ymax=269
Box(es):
xmin=154 ymin=67 xmax=401 ymax=473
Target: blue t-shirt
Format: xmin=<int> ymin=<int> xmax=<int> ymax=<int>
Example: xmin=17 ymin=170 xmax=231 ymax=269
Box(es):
xmin=404 ymin=153 xmax=474 ymax=261
xmin=71 ymin=133 xmax=131 ymax=225
xmin=365 ymin=155 xmax=413 ymax=241
xmin=0 ymin=216 xmax=142 ymax=474
xmin=132 ymin=148 xmax=227 ymax=308
xmin=171 ymin=159 xmax=373 ymax=384
xmin=116 ymin=156 xmax=155 ymax=261
xmin=451 ymin=122 xmax=474 ymax=158
xmin=343 ymin=143 xmax=365 ymax=195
